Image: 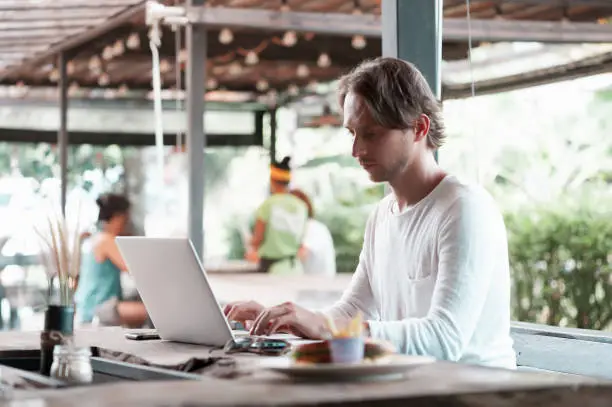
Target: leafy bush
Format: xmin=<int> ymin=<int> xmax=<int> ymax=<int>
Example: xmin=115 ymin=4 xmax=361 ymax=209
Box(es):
xmin=315 ymin=184 xmax=383 ymax=274
xmin=506 ymin=198 xmax=612 ymax=330
xmin=315 ymin=205 xmax=370 ymax=274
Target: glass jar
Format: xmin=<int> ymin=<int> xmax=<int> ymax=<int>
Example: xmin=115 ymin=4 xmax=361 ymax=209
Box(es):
xmin=50 ymin=345 xmax=93 ymax=385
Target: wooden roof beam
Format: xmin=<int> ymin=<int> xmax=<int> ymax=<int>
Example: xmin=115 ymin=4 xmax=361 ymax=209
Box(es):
xmin=0 ymin=3 xmax=144 ymax=79
xmin=0 ymin=0 xmax=141 ymax=12
xmin=186 ymin=6 xmax=612 ymax=43
xmin=0 ymin=8 xmax=126 ymax=22
xmin=0 ymin=19 xmax=105 ymax=31
xmin=492 ymin=0 xmax=612 ymax=6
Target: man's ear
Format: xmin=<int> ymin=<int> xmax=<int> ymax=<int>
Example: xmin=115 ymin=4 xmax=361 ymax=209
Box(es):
xmin=413 ymin=114 xmax=431 ymax=143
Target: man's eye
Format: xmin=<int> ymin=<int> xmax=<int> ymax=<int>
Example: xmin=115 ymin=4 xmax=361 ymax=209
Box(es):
xmin=344 ymin=129 xmax=355 ymax=139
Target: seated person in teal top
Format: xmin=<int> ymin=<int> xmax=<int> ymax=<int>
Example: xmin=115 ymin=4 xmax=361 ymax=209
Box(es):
xmin=74 ymin=194 xmax=148 ymax=328
xmin=247 ymin=157 xmax=308 ymax=274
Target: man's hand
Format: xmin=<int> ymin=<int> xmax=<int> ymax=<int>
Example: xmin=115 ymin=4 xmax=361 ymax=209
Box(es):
xmin=250 ymin=302 xmax=330 ymax=339
xmin=244 ymin=248 xmax=259 ymax=263
xmin=223 ymin=300 xmax=265 ymax=324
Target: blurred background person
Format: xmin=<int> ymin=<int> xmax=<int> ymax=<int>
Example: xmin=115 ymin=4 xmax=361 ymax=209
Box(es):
xmin=247 ymin=157 xmax=308 ymax=275
xmin=290 ymin=189 xmax=336 ymax=277
xmin=74 ymin=193 xmax=149 ymax=328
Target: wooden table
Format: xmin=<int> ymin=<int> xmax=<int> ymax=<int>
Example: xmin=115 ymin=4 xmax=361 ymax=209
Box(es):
xmin=2 ymin=327 xmax=612 ymax=406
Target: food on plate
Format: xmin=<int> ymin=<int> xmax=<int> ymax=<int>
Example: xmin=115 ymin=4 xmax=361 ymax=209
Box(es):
xmin=324 ymin=313 xmax=363 ymax=339
xmin=291 ymin=339 xmax=395 ymax=365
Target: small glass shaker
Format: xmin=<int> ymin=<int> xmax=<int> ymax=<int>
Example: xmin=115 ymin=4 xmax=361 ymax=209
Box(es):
xmin=50 ymin=345 xmax=94 ymax=385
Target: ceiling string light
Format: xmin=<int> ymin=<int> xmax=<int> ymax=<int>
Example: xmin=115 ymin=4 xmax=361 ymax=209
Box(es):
xmin=317 ymin=52 xmax=331 ymax=68
xmin=126 ymin=33 xmax=141 ymax=49
xmin=256 ymin=78 xmax=269 ymax=91
xmin=219 ymin=28 xmax=234 ymax=44
xmin=98 ymin=73 xmax=110 ymax=86
xmin=49 ymin=69 xmax=59 ymax=83
xmin=351 ymin=35 xmax=366 ymax=49
xmin=245 ymin=51 xmax=259 ymax=65
xmin=112 ymin=39 xmax=125 ymax=57
xmin=102 ymin=46 xmax=114 ymax=61
xmin=296 ymin=64 xmax=310 ymax=78
xmin=282 ymin=31 xmax=297 ymax=47
xmin=206 ymin=78 xmax=218 ymax=89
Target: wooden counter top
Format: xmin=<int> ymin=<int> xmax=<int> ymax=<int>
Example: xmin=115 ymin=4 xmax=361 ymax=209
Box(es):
xmin=1 ymin=327 xmax=612 ymax=406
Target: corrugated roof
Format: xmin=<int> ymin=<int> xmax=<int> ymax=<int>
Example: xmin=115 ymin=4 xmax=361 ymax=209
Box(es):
xmin=0 ymin=0 xmax=610 ymax=102
xmin=0 ymin=0 xmax=145 ymax=72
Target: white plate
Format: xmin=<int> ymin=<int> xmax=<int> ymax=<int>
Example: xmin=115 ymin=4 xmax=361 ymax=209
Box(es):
xmin=261 ymin=354 xmax=436 ymax=382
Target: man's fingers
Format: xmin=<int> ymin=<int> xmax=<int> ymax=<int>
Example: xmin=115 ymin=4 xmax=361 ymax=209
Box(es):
xmin=251 ymin=309 xmax=269 ymax=336
xmin=227 ymin=305 xmax=250 ymax=323
xmin=267 ymin=315 xmax=293 ymax=336
xmin=223 ymin=303 xmax=233 ymax=316
xmin=251 ymin=306 xmax=289 ymax=335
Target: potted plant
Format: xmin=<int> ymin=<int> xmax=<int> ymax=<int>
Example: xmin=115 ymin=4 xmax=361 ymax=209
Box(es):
xmin=34 ymin=202 xmax=83 ymax=376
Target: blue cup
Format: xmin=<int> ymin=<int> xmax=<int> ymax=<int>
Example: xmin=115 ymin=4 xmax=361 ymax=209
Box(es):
xmin=329 ymin=337 xmax=365 ymax=364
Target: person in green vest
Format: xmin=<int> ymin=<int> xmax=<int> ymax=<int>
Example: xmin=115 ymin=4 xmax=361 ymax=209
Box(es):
xmin=247 ymin=156 xmax=308 ymax=274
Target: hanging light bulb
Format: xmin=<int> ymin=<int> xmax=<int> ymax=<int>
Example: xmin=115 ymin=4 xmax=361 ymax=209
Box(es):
xmin=317 ymin=53 xmax=331 ymax=68
xmin=206 ymin=78 xmax=218 ymax=89
xmin=351 ymin=35 xmax=366 ymax=50
xmin=88 ymin=56 xmax=101 ymax=71
xmin=98 ymin=73 xmax=110 ymax=86
xmin=112 ymin=40 xmax=125 ymax=56
xmin=126 ymin=33 xmax=140 ymax=49
xmin=282 ymin=31 xmax=297 ymax=47
xmin=68 ymin=82 xmax=80 ymax=96
xmin=228 ymin=62 xmax=242 ymax=76
xmin=178 ymin=49 xmax=188 ymax=63
xmin=296 ymin=64 xmax=309 ymax=78
xmin=49 ymin=69 xmax=59 ymax=82
xmin=218 ymin=28 xmax=233 ymax=44
xmin=159 ymin=59 xmax=171 ymax=74
xmin=66 ymin=61 xmax=75 ymax=75
xmin=256 ymin=79 xmax=269 ymax=91
xmin=245 ymin=51 xmax=259 ymax=65
xmin=287 ymin=84 xmax=299 ymax=96
xmin=102 ymin=46 xmax=114 ymax=60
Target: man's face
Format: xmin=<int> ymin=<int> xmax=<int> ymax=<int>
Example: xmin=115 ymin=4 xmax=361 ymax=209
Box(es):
xmin=343 ymin=92 xmax=416 ymax=183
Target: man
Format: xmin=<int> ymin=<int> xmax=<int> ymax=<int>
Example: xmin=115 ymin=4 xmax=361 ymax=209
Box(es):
xmin=227 ymin=57 xmax=516 ymax=369
xmin=247 ymin=156 xmax=309 ymax=274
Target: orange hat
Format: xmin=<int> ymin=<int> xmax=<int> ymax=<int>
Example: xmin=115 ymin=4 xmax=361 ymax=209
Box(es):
xmin=270 ymin=156 xmax=292 ymax=183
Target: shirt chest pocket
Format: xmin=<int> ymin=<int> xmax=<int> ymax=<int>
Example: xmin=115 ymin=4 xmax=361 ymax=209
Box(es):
xmin=403 ymin=273 xmax=436 ymax=318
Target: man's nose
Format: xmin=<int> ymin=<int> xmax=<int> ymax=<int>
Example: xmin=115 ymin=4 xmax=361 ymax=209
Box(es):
xmin=352 ymin=136 xmax=366 ymax=158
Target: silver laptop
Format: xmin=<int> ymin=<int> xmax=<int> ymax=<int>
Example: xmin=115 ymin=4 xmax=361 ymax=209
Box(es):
xmin=115 ymin=237 xmax=240 ymax=347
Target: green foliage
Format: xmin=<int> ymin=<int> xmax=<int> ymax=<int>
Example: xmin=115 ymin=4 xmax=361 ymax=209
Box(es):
xmin=226 ymin=221 xmax=247 ymax=260
xmin=316 ymin=205 xmax=369 ymax=274
xmin=506 ymin=194 xmax=612 ymax=330
xmin=316 ymin=184 xmax=383 ymax=274
xmin=0 ymin=142 xmax=125 ymax=190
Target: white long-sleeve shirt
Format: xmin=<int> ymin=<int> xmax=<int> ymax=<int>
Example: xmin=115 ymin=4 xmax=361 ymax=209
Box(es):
xmin=326 ymin=176 xmax=516 ymax=369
